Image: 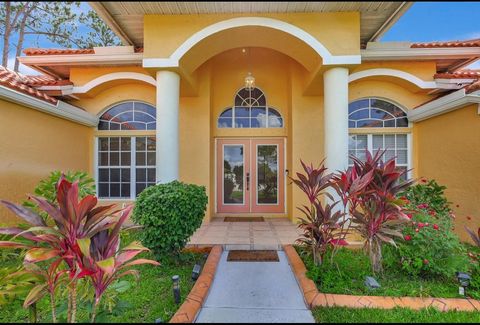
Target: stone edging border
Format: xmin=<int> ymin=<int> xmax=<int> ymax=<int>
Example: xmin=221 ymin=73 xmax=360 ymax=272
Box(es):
xmin=170 ymin=245 xmax=223 ymax=323
xmin=283 ymin=245 xmax=480 ymax=312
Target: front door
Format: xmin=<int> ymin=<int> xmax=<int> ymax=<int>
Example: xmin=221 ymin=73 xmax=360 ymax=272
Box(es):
xmin=216 ymin=138 xmax=285 ymax=214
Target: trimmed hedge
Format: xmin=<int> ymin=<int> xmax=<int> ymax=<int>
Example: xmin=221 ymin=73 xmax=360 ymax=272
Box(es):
xmin=132 ymin=181 xmax=208 ymax=259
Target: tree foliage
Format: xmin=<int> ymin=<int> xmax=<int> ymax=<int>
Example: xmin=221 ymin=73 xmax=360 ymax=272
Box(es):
xmin=0 ymin=2 xmax=121 ymax=71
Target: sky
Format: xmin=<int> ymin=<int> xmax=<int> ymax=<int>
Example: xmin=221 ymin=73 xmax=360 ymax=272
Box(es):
xmin=5 ymin=1 xmax=480 ymax=74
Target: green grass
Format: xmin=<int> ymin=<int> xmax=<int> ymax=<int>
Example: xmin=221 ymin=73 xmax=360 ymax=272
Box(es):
xmin=296 ymin=246 xmax=475 ymax=298
xmin=313 ymin=306 xmax=480 ymax=323
xmin=0 ymin=232 xmax=202 ymax=323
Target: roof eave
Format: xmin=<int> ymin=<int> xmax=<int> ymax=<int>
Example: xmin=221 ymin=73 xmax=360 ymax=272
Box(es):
xmin=408 ymin=89 xmax=480 ymax=122
xmin=368 ymin=2 xmax=413 ymax=42
xmin=362 ymin=47 xmax=480 ymax=61
xmin=0 ymin=85 xmax=98 ymax=126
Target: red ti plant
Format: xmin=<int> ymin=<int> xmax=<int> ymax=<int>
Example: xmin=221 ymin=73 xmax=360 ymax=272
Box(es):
xmin=333 ymin=150 xmax=414 ymax=274
xmin=465 ymin=226 xmax=480 ymax=248
xmin=291 ymin=160 xmax=348 ymax=266
xmin=77 ymin=206 xmax=159 ymax=322
xmin=0 ymin=176 xmax=159 ymax=323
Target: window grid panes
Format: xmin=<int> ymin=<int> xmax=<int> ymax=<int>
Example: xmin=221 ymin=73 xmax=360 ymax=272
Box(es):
xmin=348 ymin=134 xmax=410 ymax=179
xmin=218 ymin=87 xmax=283 ymax=128
xmin=98 ymin=136 xmax=157 ymax=199
xmin=97 ymin=101 xmax=157 ymax=199
xmin=135 ymin=136 xmax=156 ymax=196
xmin=348 ymin=98 xmax=408 ymax=128
xmin=98 ymin=101 xmax=156 ymax=131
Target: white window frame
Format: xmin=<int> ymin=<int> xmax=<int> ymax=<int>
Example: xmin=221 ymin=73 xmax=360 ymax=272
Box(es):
xmin=348 ymin=133 xmax=412 ymax=179
xmin=94 ymin=100 xmax=157 ymax=201
xmin=348 ymin=97 xmax=412 ymax=179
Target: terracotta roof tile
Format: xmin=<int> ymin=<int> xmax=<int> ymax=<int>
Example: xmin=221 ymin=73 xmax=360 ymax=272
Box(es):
xmin=411 ymin=39 xmax=480 ymax=48
xmin=0 ymin=66 xmax=57 ymax=104
xmin=434 ymin=69 xmax=480 ymax=79
xmin=23 ymin=47 xmax=144 ymax=56
xmin=23 ymin=75 xmax=73 ymax=87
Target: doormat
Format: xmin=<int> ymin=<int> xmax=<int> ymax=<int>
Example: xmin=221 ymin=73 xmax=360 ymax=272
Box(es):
xmin=227 ymin=250 xmax=279 ymax=262
xmin=224 ymin=217 xmax=265 ymax=222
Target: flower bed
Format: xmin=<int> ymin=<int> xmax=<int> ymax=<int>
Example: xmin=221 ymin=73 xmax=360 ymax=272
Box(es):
xmin=295 ymin=245 xmax=470 ymax=298
xmin=284 ymin=245 xmax=480 ymax=313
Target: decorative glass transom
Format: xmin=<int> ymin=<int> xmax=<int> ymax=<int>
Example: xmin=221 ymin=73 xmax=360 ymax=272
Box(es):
xmin=218 ymin=87 xmax=283 ymax=128
xmin=348 ymin=98 xmax=408 ymax=128
xmin=98 ymin=101 xmax=156 ymax=131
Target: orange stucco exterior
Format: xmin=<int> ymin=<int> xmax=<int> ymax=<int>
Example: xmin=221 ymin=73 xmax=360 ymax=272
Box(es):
xmin=0 ymin=99 xmax=92 ymax=224
xmin=1 ymin=11 xmax=479 ymax=241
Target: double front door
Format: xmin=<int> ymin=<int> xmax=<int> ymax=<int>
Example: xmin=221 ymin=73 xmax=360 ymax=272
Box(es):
xmin=216 ymin=138 xmax=285 ymax=214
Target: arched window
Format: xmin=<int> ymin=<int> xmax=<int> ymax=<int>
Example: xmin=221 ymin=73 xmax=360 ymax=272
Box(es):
xmin=348 ymin=98 xmax=410 ymax=177
xmin=98 ymin=101 xmax=156 ymax=130
xmin=96 ymin=101 xmax=156 ymax=199
xmin=348 ymin=98 xmax=408 ymax=128
xmin=218 ymin=87 xmax=283 ymax=128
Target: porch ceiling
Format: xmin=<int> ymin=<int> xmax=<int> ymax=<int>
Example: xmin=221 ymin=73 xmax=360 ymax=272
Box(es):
xmin=89 ymin=1 xmax=412 ymax=47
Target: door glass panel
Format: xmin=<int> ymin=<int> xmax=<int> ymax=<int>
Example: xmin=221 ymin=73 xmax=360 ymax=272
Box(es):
xmin=257 ymin=145 xmax=278 ymax=204
xmin=223 ymin=145 xmax=244 ymax=204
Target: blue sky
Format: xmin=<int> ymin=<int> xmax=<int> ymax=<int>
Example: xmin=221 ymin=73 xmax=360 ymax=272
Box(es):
xmin=7 ymin=1 xmax=480 ymax=73
xmin=381 ymin=2 xmax=480 ymax=42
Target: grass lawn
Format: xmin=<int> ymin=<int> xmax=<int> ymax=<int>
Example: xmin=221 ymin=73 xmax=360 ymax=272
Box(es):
xmin=296 ymin=246 xmax=478 ymax=299
xmin=0 ymin=232 xmax=203 ymax=323
xmin=313 ymin=306 xmax=480 ymax=323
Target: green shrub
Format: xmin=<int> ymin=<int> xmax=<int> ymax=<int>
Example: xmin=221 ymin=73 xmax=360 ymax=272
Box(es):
xmin=22 ymin=170 xmax=95 ymax=222
xmin=132 ymin=181 xmax=208 ymax=260
xmin=385 ymin=179 xmax=468 ymax=278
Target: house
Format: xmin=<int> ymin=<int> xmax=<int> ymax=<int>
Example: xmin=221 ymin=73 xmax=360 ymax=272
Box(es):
xmin=1 ymin=2 xmax=480 ymax=241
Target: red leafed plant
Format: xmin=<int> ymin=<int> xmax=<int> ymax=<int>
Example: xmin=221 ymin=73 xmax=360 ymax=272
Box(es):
xmin=334 ymin=150 xmax=414 ymax=274
xmin=0 ymin=176 xmax=159 ymax=323
xmin=466 ymin=226 xmax=480 ymax=248
xmin=292 ymin=160 xmax=348 ymax=266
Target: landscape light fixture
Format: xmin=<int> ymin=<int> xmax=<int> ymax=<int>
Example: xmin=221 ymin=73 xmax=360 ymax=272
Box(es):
xmin=456 ymin=271 xmax=471 ymax=297
xmin=172 ymin=275 xmax=181 ymax=304
xmin=192 ymin=253 xmax=209 ymax=281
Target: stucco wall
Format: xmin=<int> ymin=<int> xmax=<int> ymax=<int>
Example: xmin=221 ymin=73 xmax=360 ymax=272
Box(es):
xmin=0 ymin=99 xmax=92 ymax=225
xmin=143 ymin=12 xmax=360 ymax=59
xmin=415 ymin=104 xmax=480 ymax=241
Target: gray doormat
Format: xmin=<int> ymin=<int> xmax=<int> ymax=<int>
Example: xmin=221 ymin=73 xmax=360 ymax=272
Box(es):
xmin=227 ymin=250 xmax=279 ymax=262
xmin=224 ymin=216 xmax=265 ymax=222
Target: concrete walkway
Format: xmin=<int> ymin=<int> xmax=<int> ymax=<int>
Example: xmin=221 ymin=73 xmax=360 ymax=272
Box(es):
xmin=195 ymin=250 xmax=315 ymax=323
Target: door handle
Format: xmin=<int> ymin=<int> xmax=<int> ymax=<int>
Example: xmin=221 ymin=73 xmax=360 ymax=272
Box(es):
xmin=246 ymin=172 xmax=250 ymax=191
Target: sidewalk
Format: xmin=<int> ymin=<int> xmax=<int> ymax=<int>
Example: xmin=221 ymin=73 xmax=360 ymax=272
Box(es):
xmin=195 ymin=250 xmax=314 ymax=323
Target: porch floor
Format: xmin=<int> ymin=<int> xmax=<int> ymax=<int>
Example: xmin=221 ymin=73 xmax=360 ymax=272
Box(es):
xmin=187 ymin=217 xmax=302 ymax=250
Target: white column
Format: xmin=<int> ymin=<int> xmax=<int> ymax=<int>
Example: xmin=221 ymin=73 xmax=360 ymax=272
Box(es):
xmin=323 ymin=67 xmax=349 ymax=174
xmin=156 ymin=70 xmax=180 ymax=183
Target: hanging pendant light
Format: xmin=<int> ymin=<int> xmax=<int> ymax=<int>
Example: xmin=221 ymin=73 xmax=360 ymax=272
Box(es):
xmin=245 ymin=72 xmax=255 ymax=90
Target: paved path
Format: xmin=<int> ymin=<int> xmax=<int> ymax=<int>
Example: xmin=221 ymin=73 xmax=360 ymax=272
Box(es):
xmin=195 ymin=250 xmax=315 ymax=323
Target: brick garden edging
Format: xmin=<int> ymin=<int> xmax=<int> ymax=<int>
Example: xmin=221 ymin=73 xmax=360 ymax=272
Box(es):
xmin=283 ymin=245 xmax=480 ymax=312
xmin=170 ymin=245 xmax=223 ymax=323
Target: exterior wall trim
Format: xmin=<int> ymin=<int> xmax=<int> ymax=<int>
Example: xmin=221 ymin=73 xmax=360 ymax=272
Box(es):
xmin=348 ymin=68 xmax=437 ymax=89
xmin=361 ymin=47 xmax=480 ymax=61
xmin=143 ymin=16 xmax=361 ymax=68
xmin=72 ymin=72 xmax=156 ymax=94
xmin=0 ymin=85 xmax=98 ymax=126
xmin=408 ymin=89 xmax=480 ymax=122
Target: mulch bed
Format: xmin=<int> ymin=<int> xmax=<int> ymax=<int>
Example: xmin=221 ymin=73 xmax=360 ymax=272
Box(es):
xmin=224 ymin=216 xmax=265 ymax=222
xmin=227 ymin=250 xmax=279 ymax=262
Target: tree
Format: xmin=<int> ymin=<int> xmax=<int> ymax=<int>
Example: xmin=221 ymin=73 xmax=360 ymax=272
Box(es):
xmin=0 ymin=2 xmax=121 ymax=71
